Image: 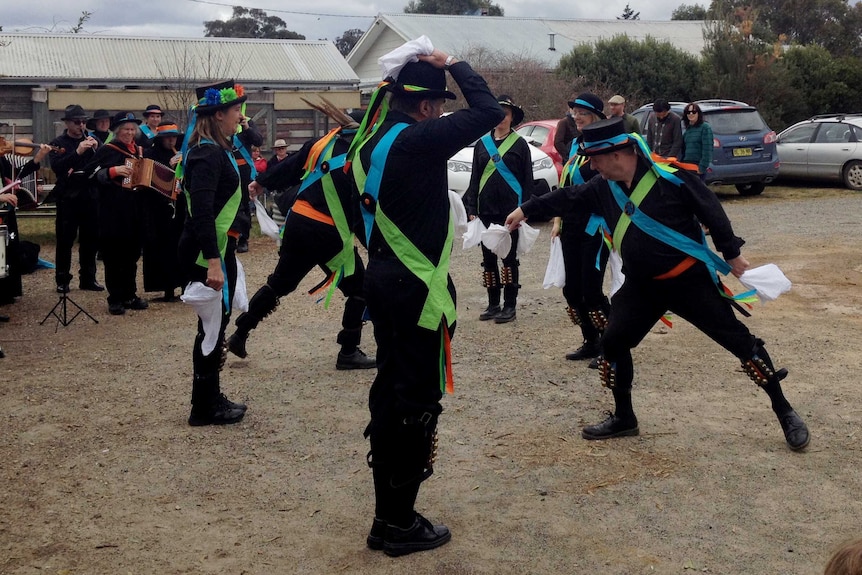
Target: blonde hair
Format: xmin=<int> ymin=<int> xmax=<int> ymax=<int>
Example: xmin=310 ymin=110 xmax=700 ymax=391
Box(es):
xmin=188 ymin=113 xmax=232 ymax=150
xmin=825 ymin=539 xmax=862 ymax=575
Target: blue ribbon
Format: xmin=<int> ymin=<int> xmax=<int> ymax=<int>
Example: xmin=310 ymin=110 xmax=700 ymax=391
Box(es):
xmin=479 ymin=134 xmax=523 ymax=203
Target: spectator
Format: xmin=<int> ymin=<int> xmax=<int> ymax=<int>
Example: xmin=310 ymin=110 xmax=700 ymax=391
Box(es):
xmin=554 ymin=99 xmax=580 ymax=160
xmin=645 ymin=98 xmax=683 ymax=158
xmin=607 ymin=95 xmax=641 ymax=135
xmin=681 ymin=102 xmax=714 ymax=180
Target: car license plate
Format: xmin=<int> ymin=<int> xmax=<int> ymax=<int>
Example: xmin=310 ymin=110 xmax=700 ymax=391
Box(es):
xmin=733 ymin=147 xmax=753 ymax=157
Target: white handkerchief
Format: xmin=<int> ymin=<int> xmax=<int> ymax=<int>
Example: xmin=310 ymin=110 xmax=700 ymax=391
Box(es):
xmin=449 ymin=190 xmax=468 ymax=237
xmin=516 ymin=222 xmax=540 ymax=255
xmin=738 ymin=263 xmax=791 ymax=302
xmin=462 ymin=218 xmax=486 ymax=250
xmin=253 ymin=198 xmax=281 ymax=240
xmin=543 ymin=236 xmax=566 ymax=289
xmin=378 ymin=36 xmax=434 ymax=81
xmin=181 ymin=282 xmax=222 ymax=356
xmin=233 ymin=258 xmax=249 ymax=313
xmin=481 ymin=224 xmax=512 ymax=258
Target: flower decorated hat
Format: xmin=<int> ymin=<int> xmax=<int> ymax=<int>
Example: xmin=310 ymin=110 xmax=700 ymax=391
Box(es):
xmin=193 ymin=80 xmax=247 ymax=116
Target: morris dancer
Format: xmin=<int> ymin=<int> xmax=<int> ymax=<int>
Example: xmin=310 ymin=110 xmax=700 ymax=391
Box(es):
xmin=226 ymin=98 xmax=375 ymax=371
xmin=506 ymin=117 xmax=810 ymax=451
xmin=348 ymin=43 xmax=503 ymax=556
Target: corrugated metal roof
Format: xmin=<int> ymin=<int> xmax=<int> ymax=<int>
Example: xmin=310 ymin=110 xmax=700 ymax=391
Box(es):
xmin=0 ymin=34 xmax=359 ymax=86
xmin=349 ymin=14 xmax=706 ymax=76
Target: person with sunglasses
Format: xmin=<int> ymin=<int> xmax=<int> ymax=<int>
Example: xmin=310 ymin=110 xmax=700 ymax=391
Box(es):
xmin=681 ymin=103 xmax=714 ymax=180
xmin=49 ymin=104 xmax=103 ymax=294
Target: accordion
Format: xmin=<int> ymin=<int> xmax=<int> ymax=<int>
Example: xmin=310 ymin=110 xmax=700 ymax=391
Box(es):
xmin=122 ymin=158 xmax=179 ymax=200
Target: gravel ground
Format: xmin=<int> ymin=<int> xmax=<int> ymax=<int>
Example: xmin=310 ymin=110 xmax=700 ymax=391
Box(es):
xmin=1 ymin=184 xmax=861 ymax=574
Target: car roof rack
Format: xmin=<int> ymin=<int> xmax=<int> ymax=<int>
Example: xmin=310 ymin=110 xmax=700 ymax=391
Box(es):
xmin=809 ymin=113 xmax=862 ymax=121
xmin=695 ymin=98 xmax=751 ymax=107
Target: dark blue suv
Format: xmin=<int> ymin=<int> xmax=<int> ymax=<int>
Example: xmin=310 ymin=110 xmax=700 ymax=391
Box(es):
xmin=632 ymin=99 xmax=780 ymax=196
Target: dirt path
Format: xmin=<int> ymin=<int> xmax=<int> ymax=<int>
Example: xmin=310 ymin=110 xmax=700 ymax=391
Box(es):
xmin=1 ymin=186 xmax=861 ymax=574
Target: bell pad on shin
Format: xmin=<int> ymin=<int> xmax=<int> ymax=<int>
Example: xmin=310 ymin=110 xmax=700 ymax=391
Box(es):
xmin=588 ymin=309 xmax=609 ymax=331
xmin=597 ymin=357 xmax=617 ymax=389
xmin=742 ymin=355 xmax=788 ymax=387
xmin=481 ymin=270 xmax=498 ymax=288
xmin=566 ymin=306 xmax=583 ymax=327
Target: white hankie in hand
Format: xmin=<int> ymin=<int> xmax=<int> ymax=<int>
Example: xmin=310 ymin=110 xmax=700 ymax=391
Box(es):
xmin=543 ymin=236 xmax=566 ymax=289
xmin=253 ymin=198 xmax=281 ymax=240
xmin=449 ymin=190 xmax=468 ymax=237
xmin=481 ymin=224 xmax=512 ymax=258
xmin=378 ymin=35 xmax=434 ymax=81
xmin=516 ymin=222 xmax=540 ymax=255
xmin=233 ymin=258 xmax=249 ymax=313
xmin=609 ymin=250 xmax=625 ymax=297
xmin=181 ymin=282 xmax=222 ymax=356
xmin=462 ymin=217 xmax=486 ymax=250
xmin=738 ymin=263 xmax=791 ymax=302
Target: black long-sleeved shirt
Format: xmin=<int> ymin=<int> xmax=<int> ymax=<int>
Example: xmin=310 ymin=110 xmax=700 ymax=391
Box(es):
xmin=521 ymin=159 xmax=744 ymax=281
xmin=48 ymin=131 xmax=98 ymax=199
xmin=462 ymin=130 xmax=533 ymax=225
xmin=357 ymin=61 xmax=504 ymax=263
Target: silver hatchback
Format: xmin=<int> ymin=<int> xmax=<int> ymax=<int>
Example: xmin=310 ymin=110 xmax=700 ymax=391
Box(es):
xmin=776 ymin=114 xmax=862 ymax=190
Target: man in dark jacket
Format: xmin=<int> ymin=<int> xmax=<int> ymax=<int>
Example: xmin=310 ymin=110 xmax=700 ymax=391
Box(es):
xmin=554 ymin=100 xmax=580 ymax=160
xmin=351 ymin=48 xmax=503 ymax=557
xmin=506 ymin=117 xmax=810 ymax=453
xmin=645 ymin=98 xmax=683 ymax=158
xmin=48 ymin=104 xmax=103 ymax=293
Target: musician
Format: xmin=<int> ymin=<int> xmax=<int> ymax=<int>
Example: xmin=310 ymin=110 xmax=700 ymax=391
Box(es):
xmin=142 ymin=121 xmax=185 ymax=302
xmin=86 ymin=112 xmax=148 ymax=316
xmin=137 ymin=105 xmax=163 ymax=148
xmin=86 ymin=109 xmax=112 ymax=144
xmin=178 ymin=80 xmax=248 ymax=426
xmin=49 ymin=104 xmax=103 ymax=294
xmin=0 ymin=144 xmax=51 ymax=305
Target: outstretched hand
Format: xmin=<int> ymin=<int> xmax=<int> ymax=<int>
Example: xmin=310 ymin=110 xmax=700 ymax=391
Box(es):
xmin=505 ymin=207 xmax=526 ymax=231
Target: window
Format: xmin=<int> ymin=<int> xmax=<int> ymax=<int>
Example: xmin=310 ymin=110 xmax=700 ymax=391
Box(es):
xmin=781 ymin=124 xmax=817 ymax=144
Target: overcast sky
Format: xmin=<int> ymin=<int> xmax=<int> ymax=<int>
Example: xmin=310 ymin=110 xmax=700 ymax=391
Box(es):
xmin=3 ymin=0 xmax=687 ymax=43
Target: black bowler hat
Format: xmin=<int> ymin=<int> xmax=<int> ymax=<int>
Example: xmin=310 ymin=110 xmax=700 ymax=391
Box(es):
xmin=61 ymin=104 xmax=88 ymax=121
xmin=143 ymin=104 xmax=164 ymax=117
xmin=497 ymin=94 xmax=524 ymax=126
xmin=194 ymin=80 xmax=247 ymax=116
xmin=567 ymin=93 xmax=606 ymax=120
xmin=110 ymin=111 xmax=143 ymax=131
xmin=391 ymin=61 xmax=456 ymax=100
xmin=578 ymin=117 xmax=637 ymax=156
xmin=86 ymin=109 xmax=111 ymax=130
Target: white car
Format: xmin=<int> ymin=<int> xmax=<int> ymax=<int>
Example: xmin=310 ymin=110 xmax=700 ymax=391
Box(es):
xmin=447 ymin=138 xmax=558 ymax=198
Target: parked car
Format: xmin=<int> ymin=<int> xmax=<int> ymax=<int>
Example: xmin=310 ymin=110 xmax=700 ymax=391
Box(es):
xmin=631 ymin=99 xmax=780 ymax=196
xmin=514 ymin=119 xmax=565 ymax=177
xmin=447 ymin=139 xmax=558 ymax=198
xmin=775 ymin=114 xmax=862 ymax=190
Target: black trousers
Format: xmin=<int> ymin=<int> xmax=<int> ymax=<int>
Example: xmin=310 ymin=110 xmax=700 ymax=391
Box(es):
xmin=560 ymin=218 xmax=610 ymax=342
xmin=364 ymin=254 xmax=452 ymax=525
xmin=479 ymin=226 xmax=519 ymax=307
xmin=602 ymin=264 xmax=757 ymax=390
xmin=54 ymin=192 xmax=99 ymax=285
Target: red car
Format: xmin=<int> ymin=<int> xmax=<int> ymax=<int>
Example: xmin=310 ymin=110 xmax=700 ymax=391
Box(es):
xmin=515 ymin=119 xmax=565 ymax=177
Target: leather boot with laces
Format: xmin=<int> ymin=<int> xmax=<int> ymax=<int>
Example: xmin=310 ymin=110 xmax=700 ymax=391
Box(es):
xmin=382 ymin=513 xmax=451 ymax=557
xmin=566 ymin=340 xmax=601 ymax=361
xmin=479 ymin=305 xmax=501 ymax=321
xmin=581 ymin=412 xmax=639 ymax=440
xmin=336 ymin=348 xmax=377 ymax=370
xmin=218 ymin=392 xmax=247 ymax=413
xmin=226 ymin=331 xmax=249 ymax=359
xmin=777 ymin=409 xmax=810 ymax=451
xmin=494 ymin=306 xmax=516 ymax=323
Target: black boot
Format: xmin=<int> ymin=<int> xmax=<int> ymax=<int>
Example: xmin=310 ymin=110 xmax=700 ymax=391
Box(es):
xmin=566 ymin=340 xmax=601 ymax=361
xmin=494 ymin=306 xmax=516 ymax=323
xmin=188 ymin=374 xmax=245 ymax=426
xmin=336 ymin=348 xmax=377 ymax=370
xmin=383 ymin=514 xmax=451 ymax=557
xmin=479 ymin=288 xmax=501 ymax=321
xmin=227 ymin=285 xmax=279 ymax=358
xmin=366 ymin=517 xmax=387 ymax=550
xmin=582 ymin=387 xmax=638 ymax=440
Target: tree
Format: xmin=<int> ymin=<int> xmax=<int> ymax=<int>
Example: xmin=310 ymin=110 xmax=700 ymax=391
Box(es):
xmin=557 ymin=35 xmax=700 ymax=104
xmin=334 ymin=29 xmax=363 ymax=57
xmin=671 ymin=3 xmax=709 ymax=20
xmin=403 ymin=0 xmax=504 ymax=16
xmin=617 ymin=3 xmax=640 ymax=19
xmin=204 ymin=6 xmax=304 ymax=39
